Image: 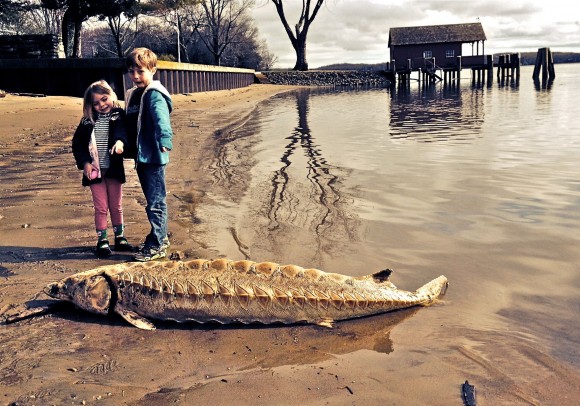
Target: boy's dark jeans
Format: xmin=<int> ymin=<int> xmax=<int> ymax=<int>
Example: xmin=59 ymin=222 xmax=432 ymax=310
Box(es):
xmin=136 ymin=163 xmax=168 ymax=249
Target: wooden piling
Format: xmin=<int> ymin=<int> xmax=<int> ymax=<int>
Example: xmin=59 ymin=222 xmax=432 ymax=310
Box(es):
xmin=496 ymin=53 xmax=520 ymax=86
xmin=486 ymin=55 xmax=493 ymax=85
xmin=532 ymin=48 xmax=555 ymax=81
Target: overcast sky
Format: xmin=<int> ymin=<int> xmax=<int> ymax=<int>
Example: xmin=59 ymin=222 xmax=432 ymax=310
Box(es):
xmin=251 ymin=0 xmax=580 ymax=68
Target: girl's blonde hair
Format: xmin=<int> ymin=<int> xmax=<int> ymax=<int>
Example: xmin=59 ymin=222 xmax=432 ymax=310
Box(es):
xmin=82 ymin=80 xmax=120 ymax=123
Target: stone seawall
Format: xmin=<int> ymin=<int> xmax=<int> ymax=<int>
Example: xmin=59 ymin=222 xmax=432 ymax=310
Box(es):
xmin=262 ymin=70 xmax=391 ymax=87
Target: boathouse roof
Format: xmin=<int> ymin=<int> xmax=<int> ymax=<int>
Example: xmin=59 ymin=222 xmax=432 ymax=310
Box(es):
xmin=388 ymin=23 xmax=486 ymax=47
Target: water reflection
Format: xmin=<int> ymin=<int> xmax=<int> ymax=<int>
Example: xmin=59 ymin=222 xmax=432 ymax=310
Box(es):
xmin=497 ymin=73 xmax=521 ymax=89
xmin=264 ymin=90 xmax=350 ymax=234
xmin=182 ymin=66 xmax=580 ymax=403
xmin=203 ymin=88 xmax=361 ymax=264
xmin=534 ymin=77 xmax=554 ymax=91
xmin=389 ymin=82 xmax=485 ymax=142
xmin=208 ymin=122 xmax=261 ymax=202
xmin=235 ymin=307 xmax=420 ymax=370
xmin=253 ymin=89 xmax=361 ymax=263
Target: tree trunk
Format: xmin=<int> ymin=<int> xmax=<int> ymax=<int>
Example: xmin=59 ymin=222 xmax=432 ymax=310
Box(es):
xmin=212 ymin=34 xmax=221 ymax=66
xmin=61 ymin=4 xmax=83 ymax=58
xmin=271 ymin=0 xmax=325 ymax=71
xmin=72 ymin=19 xmax=82 ymax=58
xmin=293 ymin=38 xmax=308 ymax=71
xmin=61 ymin=7 xmax=75 ymax=58
xmin=108 ymin=17 xmax=124 ymax=57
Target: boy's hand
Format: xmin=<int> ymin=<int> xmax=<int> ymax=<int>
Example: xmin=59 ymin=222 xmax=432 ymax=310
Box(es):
xmin=161 ymin=146 xmax=169 ymax=152
xmin=111 ymin=140 xmax=124 ymax=154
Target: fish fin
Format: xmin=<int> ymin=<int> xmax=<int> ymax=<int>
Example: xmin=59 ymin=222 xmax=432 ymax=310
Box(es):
xmin=117 ymin=309 xmax=156 ymax=330
xmin=370 ymin=269 xmax=393 ymax=283
xmin=317 ymin=318 xmax=334 ymax=328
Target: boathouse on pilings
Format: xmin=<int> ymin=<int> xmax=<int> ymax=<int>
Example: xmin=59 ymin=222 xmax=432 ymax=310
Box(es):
xmin=387 ymin=22 xmax=493 ymax=86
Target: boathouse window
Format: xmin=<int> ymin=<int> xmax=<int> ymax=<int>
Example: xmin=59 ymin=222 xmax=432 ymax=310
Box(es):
xmin=446 ymin=49 xmax=455 ymax=58
xmin=423 ymin=51 xmax=432 ymax=58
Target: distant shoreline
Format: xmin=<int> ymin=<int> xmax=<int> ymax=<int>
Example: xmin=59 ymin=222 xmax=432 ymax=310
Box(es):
xmin=313 ymin=52 xmax=580 ymax=70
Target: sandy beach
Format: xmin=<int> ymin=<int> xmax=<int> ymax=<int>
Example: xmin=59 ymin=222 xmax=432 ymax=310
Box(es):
xmin=1 ymin=84 xmax=579 ymax=406
xmin=1 ymin=85 xmax=416 ymax=406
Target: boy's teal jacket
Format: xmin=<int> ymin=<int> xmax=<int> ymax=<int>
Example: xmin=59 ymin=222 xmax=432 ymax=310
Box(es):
xmin=125 ymin=80 xmax=173 ymax=165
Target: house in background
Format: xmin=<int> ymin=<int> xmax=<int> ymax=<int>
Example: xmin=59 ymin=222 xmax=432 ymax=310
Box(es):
xmin=388 ymin=22 xmax=492 ymax=83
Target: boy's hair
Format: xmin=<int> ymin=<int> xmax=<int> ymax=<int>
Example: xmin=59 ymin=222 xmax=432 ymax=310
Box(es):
xmin=82 ymin=80 xmax=120 ymax=123
xmin=126 ymin=47 xmax=158 ymax=71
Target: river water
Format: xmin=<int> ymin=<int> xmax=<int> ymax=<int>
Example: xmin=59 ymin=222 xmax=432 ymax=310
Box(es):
xmin=188 ymin=64 xmax=580 ymax=403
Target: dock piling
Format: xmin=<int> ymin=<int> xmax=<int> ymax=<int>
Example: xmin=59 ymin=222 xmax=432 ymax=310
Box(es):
xmin=532 ymin=48 xmax=555 ymax=81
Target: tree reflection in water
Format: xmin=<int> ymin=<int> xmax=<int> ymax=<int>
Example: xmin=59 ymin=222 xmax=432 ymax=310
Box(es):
xmin=258 ymin=89 xmax=360 ymax=264
xmin=203 ymin=88 xmax=361 ymax=265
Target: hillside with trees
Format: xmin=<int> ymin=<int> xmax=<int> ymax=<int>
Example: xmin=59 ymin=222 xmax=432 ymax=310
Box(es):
xmin=0 ymin=0 xmax=277 ymax=70
xmin=316 ymin=52 xmax=580 ymax=70
xmin=518 ymin=52 xmax=580 ymax=65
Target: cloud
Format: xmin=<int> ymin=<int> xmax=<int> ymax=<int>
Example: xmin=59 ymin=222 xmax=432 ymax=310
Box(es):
xmin=252 ymin=0 xmax=580 ymax=68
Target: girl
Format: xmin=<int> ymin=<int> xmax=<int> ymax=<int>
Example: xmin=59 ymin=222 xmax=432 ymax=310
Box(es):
xmin=72 ymin=80 xmax=131 ymax=258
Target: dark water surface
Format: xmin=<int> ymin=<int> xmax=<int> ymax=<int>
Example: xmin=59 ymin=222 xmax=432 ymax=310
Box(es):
xmin=188 ymin=64 xmax=580 ymax=402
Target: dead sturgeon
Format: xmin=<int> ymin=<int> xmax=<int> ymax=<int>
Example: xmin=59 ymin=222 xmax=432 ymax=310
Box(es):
xmin=44 ymin=259 xmax=448 ymax=330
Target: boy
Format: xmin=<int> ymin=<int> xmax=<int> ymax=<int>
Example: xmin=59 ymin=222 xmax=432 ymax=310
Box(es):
xmin=125 ymin=48 xmax=173 ymax=261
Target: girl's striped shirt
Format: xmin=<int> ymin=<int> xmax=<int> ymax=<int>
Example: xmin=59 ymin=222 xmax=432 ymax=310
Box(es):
xmin=94 ymin=113 xmax=111 ymax=169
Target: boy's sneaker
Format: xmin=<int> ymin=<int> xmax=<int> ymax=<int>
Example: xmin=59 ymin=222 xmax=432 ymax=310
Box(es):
xmin=137 ymin=237 xmax=170 ymax=253
xmin=133 ymin=246 xmax=167 ymax=262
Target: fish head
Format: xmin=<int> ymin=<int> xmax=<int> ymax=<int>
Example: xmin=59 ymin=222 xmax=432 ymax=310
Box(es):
xmin=44 ymin=273 xmax=112 ymax=315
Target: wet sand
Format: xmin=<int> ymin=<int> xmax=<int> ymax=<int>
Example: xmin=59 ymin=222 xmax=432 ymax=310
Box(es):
xmin=1 ymin=85 xmax=579 ymax=405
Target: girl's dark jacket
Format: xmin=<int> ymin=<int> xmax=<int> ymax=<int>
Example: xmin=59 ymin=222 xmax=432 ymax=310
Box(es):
xmin=72 ymin=108 xmax=128 ymax=187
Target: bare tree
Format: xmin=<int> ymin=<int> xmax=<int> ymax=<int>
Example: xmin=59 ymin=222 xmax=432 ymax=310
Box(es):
xmin=47 ymin=0 xmax=86 ymax=58
xmin=0 ymin=0 xmax=64 ymax=35
xmin=0 ymin=0 xmax=24 ymax=34
xmin=132 ymin=20 xmax=179 ymax=57
xmin=0 ymin=0 xmax=59 ymax=35
xmin=256 ymin=39 xmax=277 ymax=70
xmin=219 ymin=17 xmax=260 ymax=68
xmin=98 ymin=1 xmax=140 ymax=56
xmin=270 ymin=0 xmax=324 ymax=71
xmin=187 ymin=0 xmax=255 ymax=66
xmin=145 ymin=0 xmax=201 ymax=62
xmin=30 ymin=3 xmax=65 ymax=35
xmin=176 ymin=0 xmax=275 ymax=68
xmin=39 ymin=0 xmax=139 ymax=58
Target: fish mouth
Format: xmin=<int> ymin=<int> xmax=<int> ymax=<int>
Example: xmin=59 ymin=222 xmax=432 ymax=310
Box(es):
xmin=43 ymin=282 xmax=61 ymax=298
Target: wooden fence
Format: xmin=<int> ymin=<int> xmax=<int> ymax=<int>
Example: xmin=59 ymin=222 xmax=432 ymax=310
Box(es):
xmin=0 ymin=58 xmax=255 ymax=98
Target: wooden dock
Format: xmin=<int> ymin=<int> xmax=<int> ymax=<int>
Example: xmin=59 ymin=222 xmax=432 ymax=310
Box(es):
xmin=385 ymin=53 xmax=530 ymax=88
xmin=496 ymin=53 xmax=521 ymax=85
xmin=386 ymin=54 xmax=496 ymax=87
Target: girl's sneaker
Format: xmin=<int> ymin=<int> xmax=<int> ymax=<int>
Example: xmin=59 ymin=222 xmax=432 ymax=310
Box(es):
xmin=96 ymin=240 xmax=112 ymax=258
xmin=114 ymin=236 xmax=132 ymax=251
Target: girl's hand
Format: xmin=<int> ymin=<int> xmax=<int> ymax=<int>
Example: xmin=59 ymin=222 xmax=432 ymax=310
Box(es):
xmin=83 ymin=162 xmax=96 ymax=179
xmin=83 ymin=162 xmax=92 ymax=178
xmin=111 ymin=140 xmax=124 ymax=154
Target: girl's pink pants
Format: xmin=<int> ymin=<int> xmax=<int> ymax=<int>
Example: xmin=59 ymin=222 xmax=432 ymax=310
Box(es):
xmin=90 ymin=177 xmax=123 ymax=231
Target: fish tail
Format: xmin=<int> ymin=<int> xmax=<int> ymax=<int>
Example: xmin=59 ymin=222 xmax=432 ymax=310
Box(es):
xmin=415 ymin=275 xmax=448 ymax=304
